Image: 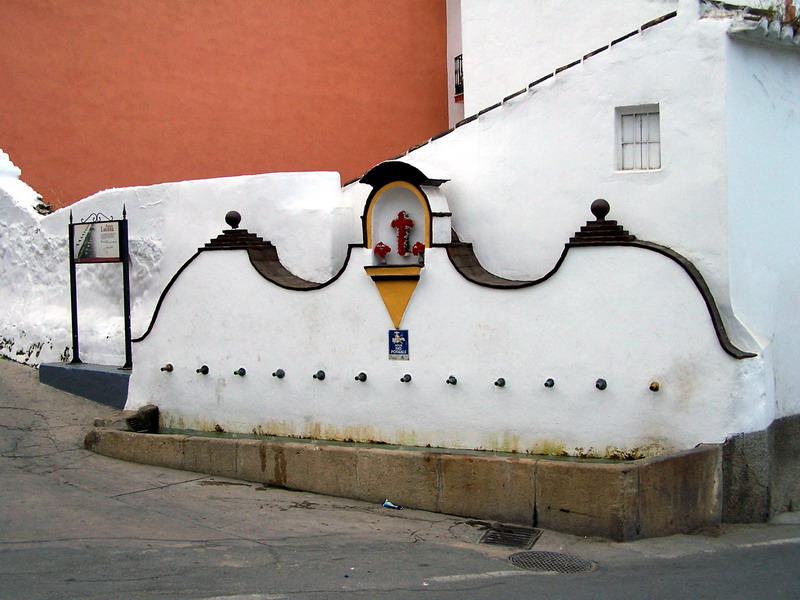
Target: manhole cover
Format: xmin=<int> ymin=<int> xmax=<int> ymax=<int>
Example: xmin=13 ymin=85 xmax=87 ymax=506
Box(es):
xmin=478 ymin=523 xmax=543 ymax=549
xmin=508 ymin=551 xmax=596 ymax=573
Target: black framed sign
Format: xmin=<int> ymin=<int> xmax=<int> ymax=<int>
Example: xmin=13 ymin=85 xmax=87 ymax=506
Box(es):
xmin=68 ymin=208 xmax=133 ymax=369
xmin=72 ymin=221 xmax=122 ymax=263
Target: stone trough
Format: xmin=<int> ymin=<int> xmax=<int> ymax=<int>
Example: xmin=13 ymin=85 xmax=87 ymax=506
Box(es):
xmin=84 ymin=426 xmax=722 ymax=542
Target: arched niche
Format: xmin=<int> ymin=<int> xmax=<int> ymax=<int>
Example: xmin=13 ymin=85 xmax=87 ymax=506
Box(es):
xmin=360 ymin=161 xmax=451 ymax=264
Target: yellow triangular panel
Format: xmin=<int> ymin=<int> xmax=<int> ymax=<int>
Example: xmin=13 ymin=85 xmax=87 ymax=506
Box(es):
xmin=364 ymin=265 xmax=422 ymax=329
xmin=372 ymin=278 xmax=419 ymax=329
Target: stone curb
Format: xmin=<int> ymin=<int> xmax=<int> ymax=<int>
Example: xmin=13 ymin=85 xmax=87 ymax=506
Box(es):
xmin=84 ymin=428 xmax=721 ymax=541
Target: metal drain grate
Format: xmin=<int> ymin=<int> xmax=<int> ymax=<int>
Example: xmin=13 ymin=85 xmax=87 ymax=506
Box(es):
xmin=508 ymin=551 xmax=596 ymax=573
xmin=478 ymin=523 xmax=543 ymax=549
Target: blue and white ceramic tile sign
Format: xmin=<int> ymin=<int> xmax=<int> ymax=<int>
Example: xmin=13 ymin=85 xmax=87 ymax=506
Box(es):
xmin=389 ymin=329 xmax=409 ymax=360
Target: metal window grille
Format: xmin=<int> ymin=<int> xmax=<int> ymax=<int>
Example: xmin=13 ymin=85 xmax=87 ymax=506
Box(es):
xmin=620 ymin=110 xmax=660 ymax=170
xmin=454 ymin=54 xmax=464 ymax=95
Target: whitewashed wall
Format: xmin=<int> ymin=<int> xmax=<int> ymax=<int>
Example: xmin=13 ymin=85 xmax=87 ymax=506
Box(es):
xmin=127 ymin=238 xmax=765 ymax=456
xmin=0 ymin=152 xmax=59 ymax=363
xmin=404 ymin=7 xmax=761 ymax=351
xmin=3 ymin=2 xmax=793 ymax=453
xmin=459 ymin=0 xmax=680 ymax=115
xmin=0 ymin=166 xmax=347 ymax=365
xmin=726 ymin=35 xmax=800 ymax=419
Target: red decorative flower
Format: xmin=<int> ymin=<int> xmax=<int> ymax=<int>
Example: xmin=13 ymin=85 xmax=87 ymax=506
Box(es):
xmin=374 ymin=242 xmax=391 ymax=258
xmin=411 ymin=241 xmax=425 ymax=256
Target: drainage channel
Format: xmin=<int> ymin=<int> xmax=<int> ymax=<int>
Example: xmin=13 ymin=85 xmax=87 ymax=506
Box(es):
xmin=508 ymin=551 xmax=597 ymax=573
xmin=478 ymin=523 xmax=543 ymax=549
xmin=476 ymin=522 xmax=596 ymax=574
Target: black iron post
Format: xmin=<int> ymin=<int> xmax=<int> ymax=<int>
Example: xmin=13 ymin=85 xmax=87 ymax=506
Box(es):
xmin=120 ymin=206 xmax=133 ymax=370
xmin=68 ymin=211 xmax=82 ymax=364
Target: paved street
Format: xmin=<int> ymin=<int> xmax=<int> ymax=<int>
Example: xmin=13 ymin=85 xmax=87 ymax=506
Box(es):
xmin=1 ymin=357 xmax=799 ymax=599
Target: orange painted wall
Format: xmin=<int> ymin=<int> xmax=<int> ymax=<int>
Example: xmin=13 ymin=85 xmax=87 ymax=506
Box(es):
xmin=0 ymin=0 xmax=448 ymax=208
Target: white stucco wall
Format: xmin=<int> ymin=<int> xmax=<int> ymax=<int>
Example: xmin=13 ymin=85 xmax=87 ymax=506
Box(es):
xmin=459 ymin=0 xmax=680 ymax=115
xmin=727 ymin=36 xmax=800 ymax=419
xmin=403 ymin=8 xmax=760 ymax=350
xmin=4 ymin=3 xmax=793 ymax=455
xmin=0 ymin=167 xmax=349 ymax=365
xmin=128 ymin=238 xmax=765 ymax=455
xmin=0 ymin=152 xmax=56 ymax=362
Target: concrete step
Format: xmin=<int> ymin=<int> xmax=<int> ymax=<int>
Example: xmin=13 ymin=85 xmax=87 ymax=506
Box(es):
xmin=40 ymin=362 xmax=130 ymax=409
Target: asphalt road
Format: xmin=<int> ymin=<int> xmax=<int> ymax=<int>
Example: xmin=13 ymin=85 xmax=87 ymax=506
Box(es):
xmin=1 ymin=358 xmax=799 ymax=599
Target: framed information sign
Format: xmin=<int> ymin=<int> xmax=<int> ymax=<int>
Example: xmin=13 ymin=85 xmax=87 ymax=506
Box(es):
xmin=73 ymin=221 xmax=122 ymax=263
xmin=68 ymin=209 xmax=132 ymax=369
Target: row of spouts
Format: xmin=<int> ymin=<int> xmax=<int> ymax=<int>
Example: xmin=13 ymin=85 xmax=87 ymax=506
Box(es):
xmin=159 ymin=364 xmax=662 ymax=391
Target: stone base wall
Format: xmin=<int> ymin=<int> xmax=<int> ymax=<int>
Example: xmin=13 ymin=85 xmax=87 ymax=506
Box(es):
xmin=85 ymin=428 xmax=722 ymax=542
xmin=723 ymin=413 xmax=800 ymax=522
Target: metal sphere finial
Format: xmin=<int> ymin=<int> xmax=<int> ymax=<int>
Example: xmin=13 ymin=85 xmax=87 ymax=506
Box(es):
xmin=590 ymin=199 xmax=610 ymax=221
xmin=225 ymin=210 xmax=242 ymax=230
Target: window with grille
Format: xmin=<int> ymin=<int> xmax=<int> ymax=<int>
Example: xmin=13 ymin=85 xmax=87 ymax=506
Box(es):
xmin=617 ymin=105 xmax=660 ymax=170
xmin=454 ymin=54 xmax=464 ymax=96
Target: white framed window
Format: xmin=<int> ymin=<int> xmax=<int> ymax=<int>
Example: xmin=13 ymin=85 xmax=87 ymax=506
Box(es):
xmin=616 ymin=104 xmax=660 ymax=171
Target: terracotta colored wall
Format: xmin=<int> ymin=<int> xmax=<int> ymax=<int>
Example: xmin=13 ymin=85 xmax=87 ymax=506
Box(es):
xmin=0 ymin=0 xmax=448 ymax=208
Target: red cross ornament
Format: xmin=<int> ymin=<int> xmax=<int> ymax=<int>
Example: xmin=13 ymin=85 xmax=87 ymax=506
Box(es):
xmin=391 ymin=210 xmax=414 ymax=256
